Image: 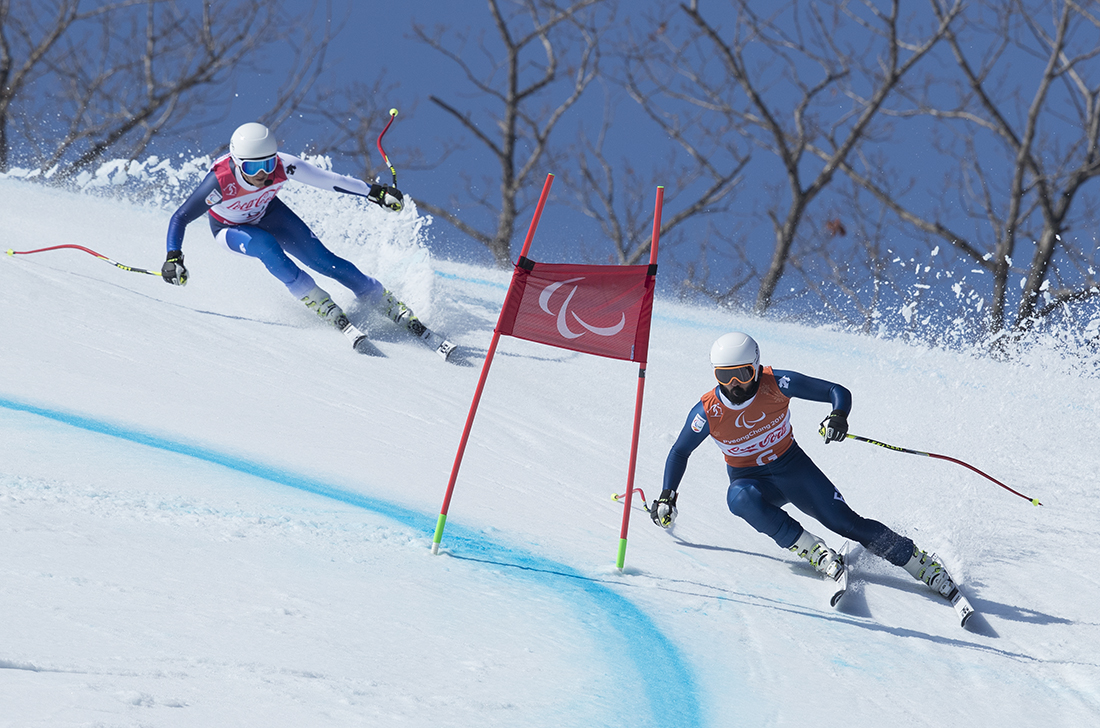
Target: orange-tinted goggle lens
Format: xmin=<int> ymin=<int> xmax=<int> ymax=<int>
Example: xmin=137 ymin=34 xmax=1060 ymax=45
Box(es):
xmin=715 ymin=365 xmax=756 ymax=386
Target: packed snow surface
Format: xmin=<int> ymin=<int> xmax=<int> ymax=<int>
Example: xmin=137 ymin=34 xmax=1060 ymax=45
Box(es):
xmin=2 ymin=178 xmax=1099 ymax=727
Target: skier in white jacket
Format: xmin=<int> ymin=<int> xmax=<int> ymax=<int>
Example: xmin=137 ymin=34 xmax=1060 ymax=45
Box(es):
xmin=161 ymin=122 xmax=440 ymax=353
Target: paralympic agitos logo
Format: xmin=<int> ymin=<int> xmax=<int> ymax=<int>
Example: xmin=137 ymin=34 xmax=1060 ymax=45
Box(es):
xmin=538 ymin=277 xmax=626 ymax=340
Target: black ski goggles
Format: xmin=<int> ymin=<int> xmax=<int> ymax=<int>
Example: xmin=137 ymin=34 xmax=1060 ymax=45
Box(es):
xmin=714 ymin=364 xmax=756 ymax=386
xmin=240 ymin=155 xmax=277 ymax=176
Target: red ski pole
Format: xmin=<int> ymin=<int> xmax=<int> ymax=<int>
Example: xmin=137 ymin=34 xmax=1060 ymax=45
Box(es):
xmin=612 ymin=488 xmax=650 ymax=512
xmin=377 ymin=108 xmax=399 ymax=187
xmin=7 ymin=244 xmax=162 ymax=277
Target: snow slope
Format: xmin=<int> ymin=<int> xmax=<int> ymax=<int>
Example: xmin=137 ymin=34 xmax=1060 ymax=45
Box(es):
xmin=2 ymin=178 xmax=1099 ymax=727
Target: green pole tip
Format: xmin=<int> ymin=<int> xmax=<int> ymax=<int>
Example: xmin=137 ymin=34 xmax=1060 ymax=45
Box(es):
xmin=432 ymin=512 xmax=448 ymax=549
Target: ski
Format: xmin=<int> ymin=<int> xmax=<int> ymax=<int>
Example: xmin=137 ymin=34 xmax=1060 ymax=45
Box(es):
xmin=828 ymin=541 xmax=851 ymax=608
xmin=407 ymin=318 xmax=457 ymax=361
xmin=340 ymin=320 xmax=384 ymax=357
xmin=935 ymin=558 xmax=976 ymax=628
xmin=950 ymin=588 xmax=976 ymax=628
xmin=917 ymin=553 xmax=976 ymax=628
xmin=433 ymin=337 xmax=458 ymax=361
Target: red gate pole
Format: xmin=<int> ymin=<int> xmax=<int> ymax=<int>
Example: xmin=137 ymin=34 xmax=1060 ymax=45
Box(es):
xmin=616 ymin=186 xmax=664 ymax=570
xmin=432 ymin=173 xmax=555 ymax=554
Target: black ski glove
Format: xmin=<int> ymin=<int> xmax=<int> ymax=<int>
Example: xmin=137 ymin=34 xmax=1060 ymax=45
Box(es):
xmin=368 ymin=183 xmax=404 ymax=211
xmin=161 ymin=251 xmax=188 ymax=286
xmin=820 ymin=409 xmax=848 ymax=444
xmin=649 ymin=489 xmax=678 ymax=529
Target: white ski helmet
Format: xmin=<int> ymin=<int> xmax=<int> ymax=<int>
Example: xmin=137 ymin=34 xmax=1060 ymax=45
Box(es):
xmin=710 ymin=332 xmax=760 ymax=368
xmin=229 ymin=122 xmax=277 ymax=165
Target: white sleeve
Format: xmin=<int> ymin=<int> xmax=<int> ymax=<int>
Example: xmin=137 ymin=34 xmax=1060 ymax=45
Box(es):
xmin=279 ymin=153 xmax=373 ymax=198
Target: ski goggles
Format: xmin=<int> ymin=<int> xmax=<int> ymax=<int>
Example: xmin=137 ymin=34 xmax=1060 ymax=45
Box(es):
xmin=240 ymin=155 xmax=277 ymax=176
xmin=714 ymin=364 xmax=756 ymax=386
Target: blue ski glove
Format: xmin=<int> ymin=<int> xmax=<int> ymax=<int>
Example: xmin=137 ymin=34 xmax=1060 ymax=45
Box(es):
xmin=161 ymin=251 xmax=188 ymax=286
xmin=368 ymin=183 xmax=403 ymax=211
xmin=820 ymin=410 xmax=848 ymax=444
xmin=649 ymin=489 xmax=678 ymax=528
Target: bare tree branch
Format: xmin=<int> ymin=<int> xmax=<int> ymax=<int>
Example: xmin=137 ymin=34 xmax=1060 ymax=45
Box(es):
xmin=0 ymin=0 xmax=141 ymax=171
xmin=840 ymin=0 xmax=1100 ymax=342
xmin=410 ymin=0 xmax=612 ymax=267
xmin=4 ymin=0 xmax=334 ymax=179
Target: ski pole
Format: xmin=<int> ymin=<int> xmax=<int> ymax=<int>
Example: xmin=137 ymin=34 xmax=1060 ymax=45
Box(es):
xmin=377 ymin=108 xmax=399 ymax=187
xmin=6 ymin=244 xmax=162 ymax=277
xmin=822 ymin=427 xmax=1043 ymax=506
xmin=613 ymin=488 xmax=650 ymax=512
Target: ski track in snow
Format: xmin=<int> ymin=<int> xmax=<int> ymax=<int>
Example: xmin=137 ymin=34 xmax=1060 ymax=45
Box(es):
xmin=0 ymin=397 xmax=702 ymax=728
xmin=4 ymin=177 xmax=1100 ymax=726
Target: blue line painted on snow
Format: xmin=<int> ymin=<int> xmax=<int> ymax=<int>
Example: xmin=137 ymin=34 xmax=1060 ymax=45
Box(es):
xmin=0 ymin=395 xmax=705 ymax=728
xmin=433 ymin=269 xmax=509 ymax=290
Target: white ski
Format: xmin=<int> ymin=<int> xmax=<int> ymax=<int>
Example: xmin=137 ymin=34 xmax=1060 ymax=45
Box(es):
xmin=407 ymin=319 xmax=457 ymax=361
xmin=426 ymin=332 xmax=457 ymax=361
xmin=950 ymin=588 xmax=976 ymax=628
xmin=340 ymin=321 xmax=384 ymax=357
xmin=925 ymin=553 xmax=976 ymax=628
xmin=939 ymin=561 xmax=976 ymax=628
xmin=828 ymin=541 xmax=851 ymax=608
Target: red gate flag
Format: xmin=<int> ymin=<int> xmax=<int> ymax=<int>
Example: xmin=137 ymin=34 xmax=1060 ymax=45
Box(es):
xmin=432 ymin=175 xmax=666 ymax=574
xmin=496 ymin=258 xmax=657 ymax=362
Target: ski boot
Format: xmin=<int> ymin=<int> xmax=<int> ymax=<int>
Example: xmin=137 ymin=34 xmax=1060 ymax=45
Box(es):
xmin=302 ymin=285 xmax=378 ymax=354
xmin=379 ymin=289 xmax=431 ymax=339
xmin=375 ymin=288 xmax=456 ymax=359
xmin=904 ymin=547 xmax=958 ymax=600
xmin=301 ymin=285 xmax=346 ymax=327
xmin=379 ymin=289 xmax=413 ymax=326
xmin=789 ymin=530 xmax=844 ymax=580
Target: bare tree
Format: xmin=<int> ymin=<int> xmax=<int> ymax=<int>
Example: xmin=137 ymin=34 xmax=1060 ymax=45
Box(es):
xmin=412 ymin=0 xmax=612 ymax=267
xmin=301 ymin=78 xmax=460 ymax=190
xmin=556 ymin=15 xmax=752 ymax=270
xmin=302 ymin=76 xmax=403 ymax=183
xmin=3 ymin=0 xmax=333 ymax=179
xmin=623 ymin=1 xmax=961 ymax=315
xmin=714 ymin=0 xmax=959 ymax=314
xmin=828 ymin=0 xmax=1100 ymax=340
xmin=0 ymin=0 xmax=141 ymax=172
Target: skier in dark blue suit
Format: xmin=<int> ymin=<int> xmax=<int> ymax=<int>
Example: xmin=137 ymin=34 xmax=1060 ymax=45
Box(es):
xmin=651 ymin=332 xmax=958 ymax=600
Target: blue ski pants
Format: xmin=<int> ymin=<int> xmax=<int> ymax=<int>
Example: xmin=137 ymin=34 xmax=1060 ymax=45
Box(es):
xmin=211 ymin=198 xmax=383 ymax=301
xmin=726 ymin=443 xmax=913 ymax=566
